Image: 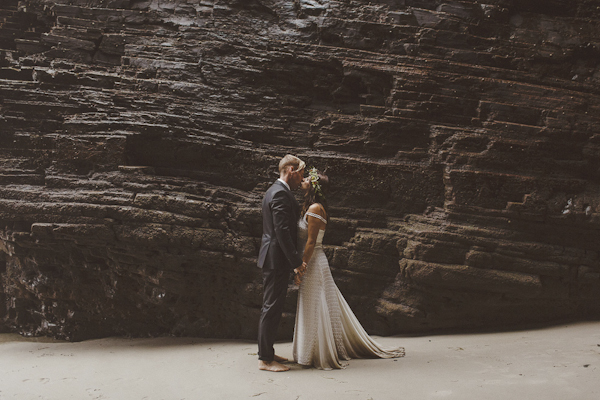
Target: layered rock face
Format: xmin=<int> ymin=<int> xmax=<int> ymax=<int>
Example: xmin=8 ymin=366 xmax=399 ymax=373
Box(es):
xmin=1 ymin=0 xmax=599 ymax=340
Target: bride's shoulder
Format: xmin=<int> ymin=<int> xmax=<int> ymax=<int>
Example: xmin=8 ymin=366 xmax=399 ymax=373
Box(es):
xmin=307 ymin=203 xmax=327 ymax=219
xmin=308 ymin=203 xmax=324 ymax=214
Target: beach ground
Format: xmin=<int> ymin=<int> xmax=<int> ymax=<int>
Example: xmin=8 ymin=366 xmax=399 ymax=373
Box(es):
xmin=1 ymin=321 xmax=599 ymax=400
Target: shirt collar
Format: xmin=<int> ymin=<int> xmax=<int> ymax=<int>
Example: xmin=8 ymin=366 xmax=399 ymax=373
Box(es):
xmin=277 ymin=178 xmax=290 ymax=191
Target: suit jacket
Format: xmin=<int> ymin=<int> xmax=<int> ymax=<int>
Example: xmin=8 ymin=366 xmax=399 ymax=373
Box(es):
xmin=257 ymin=180 xmax=303 ymax=271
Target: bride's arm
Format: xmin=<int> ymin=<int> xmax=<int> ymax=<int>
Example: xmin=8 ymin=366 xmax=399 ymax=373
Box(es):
xmin=301 ymin=204 xmax=327 ymax=266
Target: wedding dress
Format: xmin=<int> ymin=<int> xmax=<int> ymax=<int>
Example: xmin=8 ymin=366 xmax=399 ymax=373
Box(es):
xmin=292 ymin=211 xmax=405 ymax=370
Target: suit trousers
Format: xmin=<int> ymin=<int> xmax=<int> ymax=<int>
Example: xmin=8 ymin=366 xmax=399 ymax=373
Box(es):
xmin=258 ymin=267 xmax=290 ymax=361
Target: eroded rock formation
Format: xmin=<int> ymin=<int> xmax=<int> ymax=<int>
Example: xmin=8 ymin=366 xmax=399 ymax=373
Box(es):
xmin=1 ymin=0 xmax=599 ymax=340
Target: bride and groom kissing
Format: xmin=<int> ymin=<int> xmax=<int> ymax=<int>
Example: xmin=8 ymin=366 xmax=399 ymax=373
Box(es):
xmin=257 ymin=154 xmax=405 ymax=372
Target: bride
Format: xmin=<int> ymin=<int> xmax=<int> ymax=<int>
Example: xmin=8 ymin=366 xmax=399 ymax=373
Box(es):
xmin=292 ymin=168 xmax=405 ymax=370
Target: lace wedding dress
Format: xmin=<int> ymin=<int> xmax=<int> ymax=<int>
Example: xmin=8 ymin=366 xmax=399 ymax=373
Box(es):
xmin=292 ymin=211 xmax=405 ymax=370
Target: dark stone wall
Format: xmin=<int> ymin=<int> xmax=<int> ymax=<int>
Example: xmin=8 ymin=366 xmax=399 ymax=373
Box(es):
xmin=1 ymin=0 xmax=599 ymax=340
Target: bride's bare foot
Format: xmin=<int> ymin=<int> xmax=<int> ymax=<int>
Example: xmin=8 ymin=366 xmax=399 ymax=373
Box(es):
xmin=273 ymin=354 xmax=288 ymax=363
xmin=258 ymin=360 xmax=290 ymax=372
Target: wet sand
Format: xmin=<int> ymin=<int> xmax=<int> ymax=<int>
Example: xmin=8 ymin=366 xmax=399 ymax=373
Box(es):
xmin=1 ymin=321 xmax=599 ymax=400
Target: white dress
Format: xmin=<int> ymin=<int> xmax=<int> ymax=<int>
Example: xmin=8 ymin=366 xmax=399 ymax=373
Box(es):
xmin=292 ymin=211 xmax=405 ymax=370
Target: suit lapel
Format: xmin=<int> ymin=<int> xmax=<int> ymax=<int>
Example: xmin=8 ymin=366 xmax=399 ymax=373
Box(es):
xmin=275 ymin=180 xmax=300 ymax=218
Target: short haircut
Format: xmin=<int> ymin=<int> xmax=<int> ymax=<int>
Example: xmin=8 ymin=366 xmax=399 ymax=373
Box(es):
xmin=278 ymin=154 xmax=305 ymax=174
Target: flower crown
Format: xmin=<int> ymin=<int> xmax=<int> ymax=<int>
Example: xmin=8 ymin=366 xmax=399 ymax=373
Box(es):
xmin=308 ymin=167 xmax=324 ymax=198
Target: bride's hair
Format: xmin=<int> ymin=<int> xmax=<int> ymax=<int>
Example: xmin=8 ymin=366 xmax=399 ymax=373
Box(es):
xmin=302 ymin=169 xmax=330 ymax=223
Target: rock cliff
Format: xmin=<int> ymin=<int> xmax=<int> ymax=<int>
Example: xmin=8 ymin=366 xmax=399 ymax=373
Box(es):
xmin=1 ymin=0 xmax=599 ymax=340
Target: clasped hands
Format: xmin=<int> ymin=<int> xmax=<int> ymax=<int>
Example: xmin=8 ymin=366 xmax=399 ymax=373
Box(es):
xmin=294 ymin=262 xmax=307 ymax=285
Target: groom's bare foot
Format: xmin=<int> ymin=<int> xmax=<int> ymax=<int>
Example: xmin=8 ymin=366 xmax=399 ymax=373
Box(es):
xmin=258 ymin=360 xmax=290 ymax=372
xmin=274 ymin=354 xmax=288 ymax=363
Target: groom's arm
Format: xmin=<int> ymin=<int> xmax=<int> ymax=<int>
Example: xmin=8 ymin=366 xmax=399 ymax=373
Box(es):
xmin=271 ymin=191 xmax=303 ymax=270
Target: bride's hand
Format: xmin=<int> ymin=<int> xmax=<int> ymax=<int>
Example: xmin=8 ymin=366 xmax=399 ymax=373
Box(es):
xmin=294 ymin=262 xmax=307 ymax=285
xmin=299 ymin=261 xmax=307 ymax=273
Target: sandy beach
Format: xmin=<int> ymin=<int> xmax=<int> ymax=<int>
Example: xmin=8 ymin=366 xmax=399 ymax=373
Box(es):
xmin=1 ymin=321 xmax=599 ymax=400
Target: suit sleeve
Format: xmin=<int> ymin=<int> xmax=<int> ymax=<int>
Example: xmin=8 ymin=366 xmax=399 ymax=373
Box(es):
xmin=271 ymin=190 xmax=303 ymax=270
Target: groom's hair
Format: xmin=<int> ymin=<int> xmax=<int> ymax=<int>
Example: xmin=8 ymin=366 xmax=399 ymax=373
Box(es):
xmin=279 ymin=154 xmax=305 ymax=174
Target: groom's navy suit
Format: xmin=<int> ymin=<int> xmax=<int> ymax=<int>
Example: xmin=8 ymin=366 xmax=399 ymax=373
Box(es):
xmin=257 ymin=180 xmax=303 ymax=361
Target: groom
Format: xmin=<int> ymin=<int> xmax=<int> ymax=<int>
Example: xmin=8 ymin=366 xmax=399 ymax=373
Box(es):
xmin=257 ymin=154 xmax=307 ymax=372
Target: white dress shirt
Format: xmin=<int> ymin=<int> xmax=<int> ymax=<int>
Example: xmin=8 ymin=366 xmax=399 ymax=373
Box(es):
xmin=277 ymin=178 xmax=290 ymax=191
